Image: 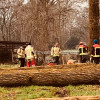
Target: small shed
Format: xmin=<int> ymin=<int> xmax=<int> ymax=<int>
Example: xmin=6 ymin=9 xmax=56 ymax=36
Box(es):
xmin=0 ymin=41 xmax=28 ymax=63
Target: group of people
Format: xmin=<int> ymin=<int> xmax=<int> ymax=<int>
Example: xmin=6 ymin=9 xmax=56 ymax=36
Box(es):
xmin=17 ymin=42 xmax=61 ymax=67
xmin=17 ymin=39 xmax=100 ymax=67
xmin=17 ymin=43 xmax=36 ymax=67
xmin=78 ymin=39 xmax=100 ymax=64
xmin=51 ymin=39 xmax=100 ymax=65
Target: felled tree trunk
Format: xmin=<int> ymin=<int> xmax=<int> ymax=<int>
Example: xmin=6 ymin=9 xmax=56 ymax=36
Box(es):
xmin=0 ymin=64 xmax=100 ymax=86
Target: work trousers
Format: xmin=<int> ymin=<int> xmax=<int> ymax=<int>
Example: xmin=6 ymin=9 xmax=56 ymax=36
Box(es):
xmin=93 ymin=57 xmax=100 ymax=64
xmin=26 ymin=59 xmax=35 ymax=67
xmin=53 ymin=56 xmax=60 ymax=65
xmin=79 ymin=55 xmax=87 ymax=63
xmin=18 ymin=58 xmax=25 ymax=67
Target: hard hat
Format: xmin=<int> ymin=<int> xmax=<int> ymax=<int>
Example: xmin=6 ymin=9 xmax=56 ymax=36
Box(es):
xmin=26 ymin=42 xmax=31 ymax=45
xmin=79 ymin=42 xmax=83 ymax=45
xmin=93 ymin=39 xmax=98 ymax=43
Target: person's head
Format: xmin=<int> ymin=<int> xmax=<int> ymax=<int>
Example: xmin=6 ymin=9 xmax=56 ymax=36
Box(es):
xmin=20 ymin=46 xmax=24 ymax=50
xmin=93 ymin=39 xmax=98 ymax=44
xmin=54 ymin=42 xmax=59 ymax=47
xmin=79 ymin=42 xmax=83 ymax=45
xmin=26 ymin=42 xmax=31 ymax=45
xmin=29 ymin=42 xmax=31 ymax=45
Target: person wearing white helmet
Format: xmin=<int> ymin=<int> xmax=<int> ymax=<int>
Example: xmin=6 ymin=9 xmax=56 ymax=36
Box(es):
xmin=25 ymin=43 xmax=36 ymax=67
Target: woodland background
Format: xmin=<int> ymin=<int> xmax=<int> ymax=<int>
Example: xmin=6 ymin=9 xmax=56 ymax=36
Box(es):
xmin=0 ymin=0 xmax=100 ymax=50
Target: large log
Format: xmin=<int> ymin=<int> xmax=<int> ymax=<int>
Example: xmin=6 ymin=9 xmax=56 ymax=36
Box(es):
xmin=0 ymin=64 xmax=100 ymax=86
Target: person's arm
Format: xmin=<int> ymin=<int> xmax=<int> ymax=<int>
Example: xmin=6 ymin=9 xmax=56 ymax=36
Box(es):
xmin=59 ymin=48 xmax=61 ymax=55
xmin=51 ymin=47 xmax=54 ymax=56
xmin=78 ymin=47 xmax=81 ymax=54
xmin=17 ymin=48 xmax=20 ymax=54
xmin=91 ymin=47 xmax=94 ymax=55
xmin=31 ymin=47 xmax=34 ymax=55
xmin=32 ymin=47 xmax=37 ymax=59
xmin=34 ymin=51 xmax=37 ymax=59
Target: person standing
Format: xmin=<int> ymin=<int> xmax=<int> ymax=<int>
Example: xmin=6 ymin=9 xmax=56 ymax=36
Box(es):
xmin=51 ymin=43 xmax=61 ymax=65
xmin=91 ymin=39 xmax=100 ymax=64
xmin=17 ymin=46 xmax=25 ymax=67
xmin=78 ymin=42 xmax=88 ymax=63
xmin=25 ymin=43 xmax=36 ymax=67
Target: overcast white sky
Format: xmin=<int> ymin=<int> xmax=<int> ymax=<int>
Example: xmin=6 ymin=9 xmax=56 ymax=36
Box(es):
xmin=23 ymin=0 xmax=29 ymax=4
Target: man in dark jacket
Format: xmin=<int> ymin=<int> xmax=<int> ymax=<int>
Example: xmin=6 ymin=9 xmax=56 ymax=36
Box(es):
xmin=78 ymin=42 xmax=88 ymax=63
xmin=91 ymin=39 xmax=100 ymax=64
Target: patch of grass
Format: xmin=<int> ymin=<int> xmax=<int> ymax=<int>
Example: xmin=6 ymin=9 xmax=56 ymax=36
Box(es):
xmin=0 ymin=86 xmax=57 ymax=100
xmin=0 ymin=85 xmax=100 ymax=99
xmin=0 ymin=64 xmax=19 ymax=68
xmin=65 ymin=85 xmax=100 ymax=96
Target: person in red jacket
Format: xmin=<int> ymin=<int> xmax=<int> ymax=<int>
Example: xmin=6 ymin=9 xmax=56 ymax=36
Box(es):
xmin=91 ymin=39 xmax=100 ymax=64
xmin=78 ymin=42 xmax=88 ymax=63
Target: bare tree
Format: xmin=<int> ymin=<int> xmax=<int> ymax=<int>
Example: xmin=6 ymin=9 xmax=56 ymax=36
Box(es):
xmin=88 ymin=0 xmax=99 ymax=51
xmin=0 ymin=0 xmax=92 ymax=51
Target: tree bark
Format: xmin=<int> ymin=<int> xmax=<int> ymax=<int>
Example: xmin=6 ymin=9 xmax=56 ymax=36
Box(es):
xmin=88 ymin=0 xmax=99 ymax=52
xmin=34 ymin=96 xmax=100 ymax=100
xmin=0 ymin=64 xmax=100 ymax=86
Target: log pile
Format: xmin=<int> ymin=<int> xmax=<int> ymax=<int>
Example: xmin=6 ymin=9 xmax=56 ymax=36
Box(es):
xmin=0 ymin=64 xmax=100 ymax=86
